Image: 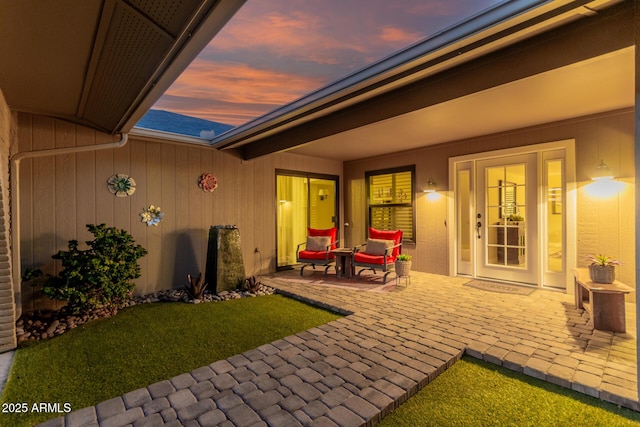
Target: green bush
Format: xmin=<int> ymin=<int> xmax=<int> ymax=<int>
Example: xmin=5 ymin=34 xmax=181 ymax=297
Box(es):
xmin=43 ymin=224 xmax=147 ymax=313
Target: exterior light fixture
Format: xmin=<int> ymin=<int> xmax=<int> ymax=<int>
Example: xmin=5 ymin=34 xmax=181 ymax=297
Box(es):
xmin=318 ymin=189 xmax=328 ymax=201
xmin=592 ymin=159 xmax=614 ymax=181
xmin=586 ymin=159 xmax=623 ymax=198
xmin=423 ymin=178 xmax=437 ymax=193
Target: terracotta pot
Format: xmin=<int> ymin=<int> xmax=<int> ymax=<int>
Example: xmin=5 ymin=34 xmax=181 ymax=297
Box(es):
xmin=395 ymin=260 xmax=411 ymax=277
xmin=589 ymin=264 xmax=615 ymax=284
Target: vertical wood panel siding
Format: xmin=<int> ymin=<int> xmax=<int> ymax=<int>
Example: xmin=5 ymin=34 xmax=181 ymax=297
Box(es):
xmin=344 ymin=109 xmax=635 ymax=286
xmin=14 ymin=113 xmax=342 ymax=311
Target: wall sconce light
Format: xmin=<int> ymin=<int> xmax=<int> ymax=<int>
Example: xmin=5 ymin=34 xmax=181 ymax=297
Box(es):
xmin=423 ymin=178 xmax=437 ymax=193
xmin=318 ymin=189 xmax=328 ymax=201
xmin=592 ymin=159 xmax=614 ymax=181
xmin=586 ymin=159 xmax=624 ymax=198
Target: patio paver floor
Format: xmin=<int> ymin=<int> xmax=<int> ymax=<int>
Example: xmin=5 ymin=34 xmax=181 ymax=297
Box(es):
xmin=38 ymin=270 xmax=637 ymax=426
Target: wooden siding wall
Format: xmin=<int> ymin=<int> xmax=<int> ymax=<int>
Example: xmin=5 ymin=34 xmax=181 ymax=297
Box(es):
xmin=15 ymin=113 xmax=342 ymax=312
xmin=344 ymin=109 xmax=636 ymax=288
xmin=0 ymin=89 xmax=16 ymax=351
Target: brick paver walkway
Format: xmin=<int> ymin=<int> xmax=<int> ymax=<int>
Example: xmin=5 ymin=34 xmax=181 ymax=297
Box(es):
xmin=40 ymin=271 xmax=637 ymax=426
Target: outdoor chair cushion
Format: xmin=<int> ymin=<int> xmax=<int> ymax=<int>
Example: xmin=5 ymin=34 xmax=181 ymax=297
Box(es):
xmin=353 ymin=252 xmax=393 ymax=265
xmin=306 ymin=235 xmax=331 ymax=252
xmin=298 ymin=249 xmax=336 ymax=260
xmin=364 ymin=238 xmax=394 ymax=256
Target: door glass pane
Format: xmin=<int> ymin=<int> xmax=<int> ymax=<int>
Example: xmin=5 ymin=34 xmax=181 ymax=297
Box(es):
xmin=309 ymin=178 xmax=336 ymax=229
xmin=486 ymin=164 xmax=526 ymax=268
xmin=277 ymin=175 xmax=308 ymax=267
xmin=457 ymin=169 xmax=471 ymax=263
xmin=506 ymin=164 xmax=525 ymax=185
xmin=547 ymin=160 xmax=563 ymax=272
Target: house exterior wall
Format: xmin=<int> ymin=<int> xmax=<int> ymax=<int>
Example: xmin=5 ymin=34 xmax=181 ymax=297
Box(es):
xmin=344 ymin=109 xmax=635 ymax=289
xmin=14 ymin=113 xmax=342 ymax=312
xmin=0 ymin=89 xmax=16 ymax=352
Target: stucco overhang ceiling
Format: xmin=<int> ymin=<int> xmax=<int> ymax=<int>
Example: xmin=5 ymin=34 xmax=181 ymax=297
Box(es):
xmin=0 ymin=0 xmax=245 ymax=134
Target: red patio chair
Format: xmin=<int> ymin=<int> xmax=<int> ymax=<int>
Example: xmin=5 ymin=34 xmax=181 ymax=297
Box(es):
xmin=352 ymin=227 xmax=403 ymax=283
xmin=296 ymin=227 xmax=338 ymax=276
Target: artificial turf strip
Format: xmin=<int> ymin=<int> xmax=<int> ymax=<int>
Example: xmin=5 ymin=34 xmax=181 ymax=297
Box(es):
xmin=0 ymin=294 xmax=341 ymax=427
xmin=379 ymin=356 xmax=640 ymax=427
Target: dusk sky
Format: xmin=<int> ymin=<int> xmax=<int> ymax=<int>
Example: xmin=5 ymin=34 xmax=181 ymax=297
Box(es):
xmin=153 ymin=0 xmax=503 ymax=127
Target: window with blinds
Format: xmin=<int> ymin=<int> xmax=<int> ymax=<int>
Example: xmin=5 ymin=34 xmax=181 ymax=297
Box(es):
xmin=366 ymin=166 xmax=415 ymax=242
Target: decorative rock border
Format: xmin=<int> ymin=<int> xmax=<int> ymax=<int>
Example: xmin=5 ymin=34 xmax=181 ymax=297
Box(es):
xmin=16 ymin=285 xmax=275 ymax=345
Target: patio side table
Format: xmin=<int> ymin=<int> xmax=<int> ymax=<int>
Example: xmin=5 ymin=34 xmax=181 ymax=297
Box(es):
xmin=332 ymin=248 xmax=354 ymax=279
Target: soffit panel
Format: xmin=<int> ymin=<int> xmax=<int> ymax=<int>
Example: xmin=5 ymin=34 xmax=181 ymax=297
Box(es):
xmin=79 ymin=0 xmax=176 ymax=131
xmin=0 ymin=0 xmax=102 ymax=116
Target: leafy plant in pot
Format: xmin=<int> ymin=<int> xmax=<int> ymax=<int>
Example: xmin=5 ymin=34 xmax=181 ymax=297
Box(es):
xmin=395 ymin=254 xmax=412 ymax=277
xmin=587 ymin=254 xmax=619 ymax=284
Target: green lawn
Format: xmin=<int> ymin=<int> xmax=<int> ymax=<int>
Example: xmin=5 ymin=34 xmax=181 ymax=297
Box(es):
xmin=0 ymin=295 xmax=341 ymax=426
xmin=380 ymin=356 xmax=640 ymax=427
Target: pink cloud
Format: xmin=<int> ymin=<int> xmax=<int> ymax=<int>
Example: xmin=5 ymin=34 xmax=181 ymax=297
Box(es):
xmin=379 ymin=26 xmax=423 ymax=46
xmin=205 ymin=7 xmax=371 ymax=66
xmin=156 ymin=61 xmax=325 ymax=125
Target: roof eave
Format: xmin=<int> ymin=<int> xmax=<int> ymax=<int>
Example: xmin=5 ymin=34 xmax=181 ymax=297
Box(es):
xmin=117 ymin=0 xmax=246 ymax=134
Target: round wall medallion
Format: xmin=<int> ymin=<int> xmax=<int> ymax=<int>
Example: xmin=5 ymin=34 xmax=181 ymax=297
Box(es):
xmin=107 ymin=174 xmax=136 ymax=197
xmin=199 ymin=173 xmax=218 ymax=192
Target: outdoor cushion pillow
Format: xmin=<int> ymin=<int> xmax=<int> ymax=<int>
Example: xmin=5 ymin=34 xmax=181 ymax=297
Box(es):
xmin=307 ymin=236 xmax=331 ymax=252
xmin=369 ymin=227 xmax=403 ymax=257
xmin=308 ymin=227 xmax=338 ymax=249
xmin=364 ymin=238 xmax=394 ymax=256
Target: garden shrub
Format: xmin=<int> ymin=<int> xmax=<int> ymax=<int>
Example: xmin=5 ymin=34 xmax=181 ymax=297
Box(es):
xmin=43 ymin=224 xmax=148 ymax=313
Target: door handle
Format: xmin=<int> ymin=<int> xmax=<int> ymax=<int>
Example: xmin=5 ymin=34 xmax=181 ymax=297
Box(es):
xmin=476 ymin=221 xmax=482 ymax=239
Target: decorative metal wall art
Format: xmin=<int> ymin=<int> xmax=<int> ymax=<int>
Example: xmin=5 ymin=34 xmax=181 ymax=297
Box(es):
xmin=140 ymin=205 xmax=164 ymax=226
xmin=107 ymin=174 xmax=136 ymax=197
xmin=199 ymin=173 xmax=218 ymax=192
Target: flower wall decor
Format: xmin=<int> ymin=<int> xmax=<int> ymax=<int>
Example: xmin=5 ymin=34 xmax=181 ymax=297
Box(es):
xmin=140 ymin=205 xmax=164 ymax=227
xmin=199 ymin=173 xmax=218 ymax=192
xmin=107 ymin=174 xmax=136 ymax=197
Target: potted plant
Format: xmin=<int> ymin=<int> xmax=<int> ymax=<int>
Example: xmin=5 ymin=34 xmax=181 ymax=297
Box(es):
xmin=587 ymin=254 xmax=619 ymax=284
xmin=395 ymin=254 xmax=412 ymax=277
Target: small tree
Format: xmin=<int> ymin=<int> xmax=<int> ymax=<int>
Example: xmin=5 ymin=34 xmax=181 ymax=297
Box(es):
xmin=43 ymin=224 xmax=148 ymax=313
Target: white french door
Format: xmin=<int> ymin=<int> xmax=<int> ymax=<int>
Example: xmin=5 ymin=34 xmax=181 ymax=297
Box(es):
xmin=452 ymin=142 xmax=572 ymax=289
xmin=476 ymin=154 xmax=537 ymax=284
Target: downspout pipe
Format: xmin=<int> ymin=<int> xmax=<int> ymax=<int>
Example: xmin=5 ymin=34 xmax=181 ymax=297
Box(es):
xmin=9 ymin=133 xmax=129 ymax=317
